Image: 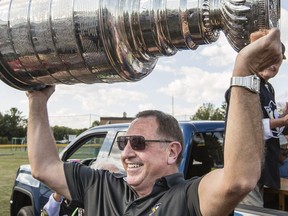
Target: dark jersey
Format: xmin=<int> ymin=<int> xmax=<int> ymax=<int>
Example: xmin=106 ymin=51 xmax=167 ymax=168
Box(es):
xmin=259 ymin=79 xmax=281 ymax=189
xmin=64 ymin=162 xmax=202 ymax=216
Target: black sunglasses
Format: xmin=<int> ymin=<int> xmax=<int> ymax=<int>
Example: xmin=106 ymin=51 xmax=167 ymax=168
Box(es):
xmin=117 ymin=135 xmax=172 ymax=151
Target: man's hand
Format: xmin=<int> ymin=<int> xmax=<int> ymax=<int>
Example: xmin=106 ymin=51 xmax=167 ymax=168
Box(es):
xmin=277 ymin=114 xmax=288 ymax=128
xmin=26 ymin=85 xmax=55 ymax=103
xmin=283 ymin=102 xmax=288 ymax=116
xmin=233 ymin=28 xmax=282 ymax=76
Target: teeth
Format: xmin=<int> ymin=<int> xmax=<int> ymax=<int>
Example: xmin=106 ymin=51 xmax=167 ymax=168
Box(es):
xmin=128 ymin=164 xmax=143 ymax=168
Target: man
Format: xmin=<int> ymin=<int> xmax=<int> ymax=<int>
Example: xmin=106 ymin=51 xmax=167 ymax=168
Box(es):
xmin=26 ymin=29 xmax=282 ymax=215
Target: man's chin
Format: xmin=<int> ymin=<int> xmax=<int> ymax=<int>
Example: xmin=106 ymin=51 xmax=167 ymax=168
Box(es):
xmin=127 ymin=174 xmax=144 ymax=187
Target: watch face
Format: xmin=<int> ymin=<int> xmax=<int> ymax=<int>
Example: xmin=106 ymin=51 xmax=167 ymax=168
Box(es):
xmin=252 ymin=75 xmax=260 ymax=93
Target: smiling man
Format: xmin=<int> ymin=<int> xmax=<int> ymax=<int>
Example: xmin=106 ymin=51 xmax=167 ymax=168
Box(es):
xmin=120 ymin=111 xmax=185 ymax=198
xmin=26 ymin=29 xmax=283 ymax=216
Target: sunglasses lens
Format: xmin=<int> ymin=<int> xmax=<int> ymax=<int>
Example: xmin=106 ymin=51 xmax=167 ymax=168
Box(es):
xmin=130 ymin=136 xmax=146 ymax=150
xmin=117 ymin=136 xmax=127 ymax=150
xmin=117 ymin=136 xmax=146 ymax=151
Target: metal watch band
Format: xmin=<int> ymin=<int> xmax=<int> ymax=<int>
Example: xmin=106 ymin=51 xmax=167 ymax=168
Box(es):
xmin=230 ymin=75 xmax=260 ymax=94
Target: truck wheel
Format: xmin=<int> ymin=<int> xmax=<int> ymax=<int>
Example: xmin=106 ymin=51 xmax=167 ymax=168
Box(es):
xmin=17 ymin=206 xmax=34 ymax=216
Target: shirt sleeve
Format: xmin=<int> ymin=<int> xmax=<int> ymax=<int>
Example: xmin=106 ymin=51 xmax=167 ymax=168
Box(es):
xmin=43 ymin=193 xmax=63 ymax=216
xmin=262 ymin=118 xmax=272 ymax=140
xmin=63 ymin=162 xmax=101 ymax=207
xmin=186 ymin=177 xmax=202 ymax=216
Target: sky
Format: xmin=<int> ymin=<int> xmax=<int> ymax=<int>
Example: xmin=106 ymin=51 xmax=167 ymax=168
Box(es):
xmin=0 ymin=2 xmax=288 ymax=129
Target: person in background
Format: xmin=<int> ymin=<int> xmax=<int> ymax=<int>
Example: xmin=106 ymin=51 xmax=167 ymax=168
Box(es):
xmin=26 ymin=29 xmax=282 ymax=216
xmin=240 ymin=32 xmax=286 ymax=207
xmin=41 ymin=158 xmax=123 ymax=216
xmin=279 ymin=148 xmax=288 ymax=179
xmin=41 ymin=193 xmax=63 ymax=216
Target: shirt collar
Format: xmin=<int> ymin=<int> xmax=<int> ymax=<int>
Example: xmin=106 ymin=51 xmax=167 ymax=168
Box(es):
xmin=158 ymin=173 xmax=186 ymax=188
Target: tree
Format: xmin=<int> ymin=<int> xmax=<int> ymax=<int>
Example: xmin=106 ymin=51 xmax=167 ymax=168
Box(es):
xmin=191 ymin=102 xmax=227 ymax=120
xmin=0 ymin=107 xmax=27 ymax=142
xmin=51 ymin=126 xmax=87 ymax=142
xmin=91 ymin=120 xmax=100 ymax=127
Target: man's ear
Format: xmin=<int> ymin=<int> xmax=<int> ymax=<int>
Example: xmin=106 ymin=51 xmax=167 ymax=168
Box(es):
xmin=167 ymin=142 xmax=182 ymax=165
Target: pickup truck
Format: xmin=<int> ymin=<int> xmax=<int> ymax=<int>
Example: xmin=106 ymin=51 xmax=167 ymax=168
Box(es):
xmin=10 ymin=120 xmax=287 ymax=215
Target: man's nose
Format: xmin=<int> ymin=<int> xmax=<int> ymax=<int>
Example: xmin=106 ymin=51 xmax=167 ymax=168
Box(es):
xmin=121 ymin=141 xmax=135 ymax=156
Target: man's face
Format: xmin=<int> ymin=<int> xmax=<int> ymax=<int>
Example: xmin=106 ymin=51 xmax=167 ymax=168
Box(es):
xmin=120 ymin=116 xmax=172 ymax=196
xmin=259 ymin=59 xmax=283 ymax=81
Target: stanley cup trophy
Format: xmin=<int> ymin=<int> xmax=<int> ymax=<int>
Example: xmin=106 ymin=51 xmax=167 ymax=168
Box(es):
xmin=0 ymin=0 xmax=281 ymax=90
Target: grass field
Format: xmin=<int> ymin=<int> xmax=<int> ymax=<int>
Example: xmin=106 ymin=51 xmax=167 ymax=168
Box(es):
xmin=0 ymin=147 xmax=29 ymax=216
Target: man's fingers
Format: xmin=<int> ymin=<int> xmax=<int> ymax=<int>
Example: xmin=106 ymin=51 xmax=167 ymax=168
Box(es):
xmin=26 ymin=85 xmax=56 ymax=99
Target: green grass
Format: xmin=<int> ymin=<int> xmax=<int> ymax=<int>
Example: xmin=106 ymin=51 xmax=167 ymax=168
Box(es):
xmin=0 ymin=147 xmax=29 ymax=216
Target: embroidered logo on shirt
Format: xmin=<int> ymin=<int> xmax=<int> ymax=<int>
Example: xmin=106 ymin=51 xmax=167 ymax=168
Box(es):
xmin=264 ymin=100 xmax=283 ymax=137
xmin=149 ymin=203 xmax=162 ymax=215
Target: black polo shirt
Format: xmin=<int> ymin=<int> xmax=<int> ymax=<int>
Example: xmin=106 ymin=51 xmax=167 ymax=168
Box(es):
xmin=64 ymin=162 xmax=202 ymax=215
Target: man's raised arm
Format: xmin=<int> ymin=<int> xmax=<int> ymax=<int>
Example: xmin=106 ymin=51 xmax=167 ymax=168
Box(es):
xmin=198 ymin=28 xmax=283 ymax=216
xmin=26 ymin=86 xmax=71 ymax=200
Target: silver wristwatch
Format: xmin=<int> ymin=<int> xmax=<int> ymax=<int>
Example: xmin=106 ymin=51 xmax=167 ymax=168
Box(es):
xmin=230 ymin=75 xmax=260 ymax=94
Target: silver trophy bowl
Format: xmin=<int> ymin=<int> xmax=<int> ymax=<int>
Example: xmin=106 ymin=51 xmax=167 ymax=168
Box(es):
xmin=0 ymin=0 xmax=281 ymax=90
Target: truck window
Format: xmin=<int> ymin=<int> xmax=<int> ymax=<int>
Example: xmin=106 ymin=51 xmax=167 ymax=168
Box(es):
xmin=67 ymin=134 xmax=106 ymax=163
xmin=203 ymin=132 xmax=224 ymax=167
xmin=187 ymin=132 xmax=224 ymax=178
xmin=108 ymin=131 xmax=126 ymax=170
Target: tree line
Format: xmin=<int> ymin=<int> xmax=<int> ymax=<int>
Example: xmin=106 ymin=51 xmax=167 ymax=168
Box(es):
xmin=190 ymin=102 xmax=227 ymax=121
xmin=0 ymin=102 xmax=227 ymax=144
xmin=0 ymin=108 xmax=88 ymax=144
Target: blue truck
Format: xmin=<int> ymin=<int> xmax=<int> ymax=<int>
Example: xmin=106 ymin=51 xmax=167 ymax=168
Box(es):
xmin=10 ymin=120 xmax=287 ymax=215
